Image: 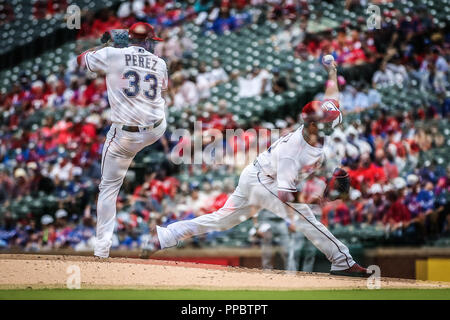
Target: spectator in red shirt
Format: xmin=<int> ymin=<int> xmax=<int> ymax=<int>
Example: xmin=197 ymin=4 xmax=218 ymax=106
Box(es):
xmin=383 ymin=190 xmax=412 ymax=232
xmin=81 ymin=78 xmax=106 ymax=106
xmin=338 ymin=38 xmax=367 ymax=67
xmin=372 ymin=108 xmax=399 ymax=137
xmin=163 ymin=176 xmax=180 ymax=198
xmin=29 ymin=81 xmax=48 ymax=109
xmin=354 ymin=153 xmax=386 ymax=189
xmin=54 ymin=121 xmax=74 ymax=145
xmin=322 ymin=200 xmax=351 ymax=227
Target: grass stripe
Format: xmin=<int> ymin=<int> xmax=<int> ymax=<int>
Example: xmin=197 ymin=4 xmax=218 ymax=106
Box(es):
xmin=0 ymin=289 xmax=449 ymax=300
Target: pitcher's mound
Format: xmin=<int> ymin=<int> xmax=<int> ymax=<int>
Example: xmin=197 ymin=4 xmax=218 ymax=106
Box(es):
xmin=0 ymin=254 xmax=447 ymax=290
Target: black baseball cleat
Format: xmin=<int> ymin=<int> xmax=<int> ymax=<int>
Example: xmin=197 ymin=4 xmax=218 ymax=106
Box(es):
xmin=330 ymin=263 xmax=372 ymax=278
xmin=139 ymin=226 xmax=161 ymax=259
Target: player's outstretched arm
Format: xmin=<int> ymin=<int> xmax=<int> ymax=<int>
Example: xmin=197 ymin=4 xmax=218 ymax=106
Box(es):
xmin=323 ymin=60 xmax=339 ymax=101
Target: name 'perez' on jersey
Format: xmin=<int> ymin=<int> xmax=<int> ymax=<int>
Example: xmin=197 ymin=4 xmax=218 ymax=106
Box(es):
xmin=85 ymin=46 xmax=168 ymax=126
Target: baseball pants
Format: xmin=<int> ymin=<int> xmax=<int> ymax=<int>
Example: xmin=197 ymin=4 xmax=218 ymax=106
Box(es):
xmin=157 ymin=163 xmax=355 ymax=271
xmin=94 ymin=120 xmax=167 ymax=258
xmin=286 ymin=204 xmax=321 ymax=272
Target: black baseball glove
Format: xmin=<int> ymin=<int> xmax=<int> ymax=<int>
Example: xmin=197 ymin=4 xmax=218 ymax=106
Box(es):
xmin=325 ymin=168 xmax=350 ymax=201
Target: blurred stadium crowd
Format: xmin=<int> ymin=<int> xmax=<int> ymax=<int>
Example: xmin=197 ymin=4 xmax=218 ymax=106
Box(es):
xmin=0 ymin=0 xmax=449 ymax=258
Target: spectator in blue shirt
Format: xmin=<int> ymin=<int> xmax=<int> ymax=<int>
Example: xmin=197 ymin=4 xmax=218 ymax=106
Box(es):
xmin=211 ymin=8 xmax=237 ymax=35
xmin=416 ymin=181 xmax=435 ymax=214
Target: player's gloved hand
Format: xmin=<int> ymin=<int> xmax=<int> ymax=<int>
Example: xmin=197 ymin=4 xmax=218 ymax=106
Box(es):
xmin=325 ymin=168 xmax=350 ymax=201
xmin=101 ymin=29 xmax=129 ymax=48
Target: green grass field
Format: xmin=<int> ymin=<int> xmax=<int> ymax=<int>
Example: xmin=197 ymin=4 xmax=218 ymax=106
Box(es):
xmin=1 ymin=289 xmax=449 ymax=300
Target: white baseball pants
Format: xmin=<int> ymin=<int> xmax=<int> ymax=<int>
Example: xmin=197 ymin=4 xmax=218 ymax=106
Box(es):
xmin=94 ymin=120 xmax=167 ymax=258
xmin=157 ymin=164 xmax=355 ymax=271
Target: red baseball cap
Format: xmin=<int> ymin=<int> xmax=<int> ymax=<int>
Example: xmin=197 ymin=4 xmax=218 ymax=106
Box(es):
xmin=129 ymin=22 xmax=163 ymax=41
xmin=301 ymin=99 xmax=342 ymax=126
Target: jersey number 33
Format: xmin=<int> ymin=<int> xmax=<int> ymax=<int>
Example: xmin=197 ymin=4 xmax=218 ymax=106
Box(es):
xmin=123 ymin=70 xmax=158 ymax=100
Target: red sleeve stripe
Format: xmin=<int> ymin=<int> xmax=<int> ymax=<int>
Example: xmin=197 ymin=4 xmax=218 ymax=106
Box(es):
xmin=84 ymin=52 xmax=94 ymax=72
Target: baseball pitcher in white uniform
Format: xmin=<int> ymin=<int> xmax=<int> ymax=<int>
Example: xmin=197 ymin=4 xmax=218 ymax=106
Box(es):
xmin=142 ymin=60 xmax=370 ymax=277
xmin=77 ymin=23 xmax=168 ymax=258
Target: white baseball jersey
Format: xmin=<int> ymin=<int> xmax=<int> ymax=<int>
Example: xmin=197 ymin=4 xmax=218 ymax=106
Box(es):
xmin=255 ymin=125 xmax=325 ymax=193
xmin=157 ymin=125 xmax=356 ymax=271
xmin=85 ymin=46 xmax=168 ymax=126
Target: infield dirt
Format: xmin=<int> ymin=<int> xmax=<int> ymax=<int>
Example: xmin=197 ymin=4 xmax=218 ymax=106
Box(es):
xmin=0 ymin=254 xmax=448 ymax=290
